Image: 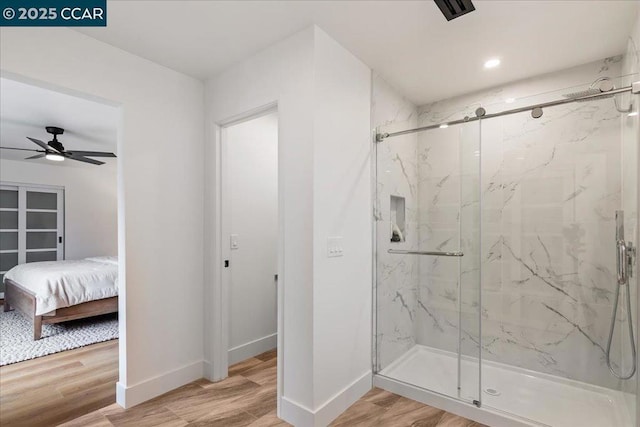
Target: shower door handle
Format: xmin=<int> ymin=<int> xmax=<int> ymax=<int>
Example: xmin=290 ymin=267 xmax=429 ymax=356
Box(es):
xmin=388 ymin=249 xmax=464 ymax=257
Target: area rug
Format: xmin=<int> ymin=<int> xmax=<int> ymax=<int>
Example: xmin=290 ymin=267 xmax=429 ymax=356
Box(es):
xmin=0 ymin=309 xmax=118 ymax=366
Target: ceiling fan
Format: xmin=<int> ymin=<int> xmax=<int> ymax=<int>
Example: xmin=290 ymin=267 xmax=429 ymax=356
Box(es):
xmin=0 ymin=126 xmax=116 ymax=165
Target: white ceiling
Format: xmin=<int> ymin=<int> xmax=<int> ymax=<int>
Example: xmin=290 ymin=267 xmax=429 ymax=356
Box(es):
xmin=0 ymin=78 xmax=118 ymax=167
xmin=77 ymin=0 xmax=639 ymax=105
xmin=0 ymin=78 xmax=118 ymax=166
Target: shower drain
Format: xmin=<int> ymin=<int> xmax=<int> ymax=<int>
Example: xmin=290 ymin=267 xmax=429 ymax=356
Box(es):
xmin=483 ymin=387 xmax=501 ymax=396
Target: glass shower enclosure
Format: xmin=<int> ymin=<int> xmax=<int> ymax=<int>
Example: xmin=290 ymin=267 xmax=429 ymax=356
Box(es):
xmin=373 ymin=77 xmax=639 ymax=426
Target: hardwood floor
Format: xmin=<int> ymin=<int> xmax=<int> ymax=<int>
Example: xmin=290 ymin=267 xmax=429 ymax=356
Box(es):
xmin=2 ymin=340 xmax=485 ymax=427
xmin=0 ymin=339 xmax=118 ymax=427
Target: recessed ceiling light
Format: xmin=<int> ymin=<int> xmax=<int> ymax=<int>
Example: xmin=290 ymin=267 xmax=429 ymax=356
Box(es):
xmin=484 ymin=58 xmax=501 ymax=69
xmin=629 ymin=111 xmax=639 ymax=117
xmin=505 ymin=98 xmax=516 ymax=104
xmin=439 ymin=124 xmax=449 ymax=129
xmin=45 ymin=153 xmax=64 ymax=161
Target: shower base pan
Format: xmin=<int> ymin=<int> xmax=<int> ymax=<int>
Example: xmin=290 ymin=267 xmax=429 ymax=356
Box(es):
xmin=376 ymin=345 xmax=635 ymax=427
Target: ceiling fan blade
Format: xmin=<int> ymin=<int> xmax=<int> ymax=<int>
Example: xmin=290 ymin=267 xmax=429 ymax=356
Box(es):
xmin=27 ymin=137 xmax=57 ymax=152
xmin=67 ymin=153 xmax=105 ymax=165
xmin=66 ymin=150 xmax=116 ymax=158
xmin=25 ymin=154 xmax=46 ymax=160
xmin=0 ymin=146 xmax=42 ymax=152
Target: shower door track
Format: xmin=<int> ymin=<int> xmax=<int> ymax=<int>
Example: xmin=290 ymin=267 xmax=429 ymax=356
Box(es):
xmin=376 ymin=81 xmax=640 ymax=142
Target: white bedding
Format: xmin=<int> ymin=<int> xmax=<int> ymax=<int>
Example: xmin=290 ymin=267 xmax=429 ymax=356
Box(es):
xmin=4 ymin=257 xmax=118 ymax=316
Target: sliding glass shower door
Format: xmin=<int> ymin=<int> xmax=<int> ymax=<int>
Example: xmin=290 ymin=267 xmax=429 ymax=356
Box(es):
xmin=374 ymin=78 xmax=638 ymax=426
xmin=374 ymin=119 xmax=482 ymax=406
xmin=475 ymin=86 xmax=639 ymax=427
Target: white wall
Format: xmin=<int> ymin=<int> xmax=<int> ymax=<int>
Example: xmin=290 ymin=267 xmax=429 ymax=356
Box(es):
xmin=205 ymin=26 xmax=316 ymax=412
xmin=311 ymin=29 xmax=372 ymax=414
xmin=0 ymin=28 xmax=205 ymax=407
xmin=205 ymin=26 xmax=372 ymax=426
xmin=226 ymin=112 xmax=278 ymax=364
xmin=0 ymin=159 xmax=117 ymax=260
xmin=1 ymin=23 xmax=372 ymax=420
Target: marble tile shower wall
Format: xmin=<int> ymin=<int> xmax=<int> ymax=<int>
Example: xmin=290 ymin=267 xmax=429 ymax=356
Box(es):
xmin=373 ymin=73 xmax=420 ymax=370
xmin=415 ymin=56 xmax=639 ymax=390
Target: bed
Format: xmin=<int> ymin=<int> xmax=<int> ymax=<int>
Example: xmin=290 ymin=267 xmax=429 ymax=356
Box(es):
xmin=2 ymin=256 xmax=118 ymax=340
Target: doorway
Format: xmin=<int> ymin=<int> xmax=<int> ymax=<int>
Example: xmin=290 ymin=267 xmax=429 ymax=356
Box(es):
xmin=222 ymin=110 xmax=279 ymax=366
xmin=0 ymin=75 xmax=121 ymax=426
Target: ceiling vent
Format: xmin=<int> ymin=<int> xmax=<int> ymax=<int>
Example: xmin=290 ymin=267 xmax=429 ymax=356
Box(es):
xmin=434 ymin=0 xmax=476 ymax=21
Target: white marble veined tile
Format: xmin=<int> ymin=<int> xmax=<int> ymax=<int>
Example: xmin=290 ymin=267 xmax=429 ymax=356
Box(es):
xmin=374 ymin=55 xmax=638 ymax=392
xmin=373 ymin=72 xmax=421 ymax=370
xmin=411 ymin=57 xmax=636 ymax=390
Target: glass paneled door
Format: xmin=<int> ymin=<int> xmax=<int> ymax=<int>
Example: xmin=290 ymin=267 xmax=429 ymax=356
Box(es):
xmin=374 ymin=119 xmax=482 ymax=406
xmin=0 ymin=184 xmax=64 ymax=296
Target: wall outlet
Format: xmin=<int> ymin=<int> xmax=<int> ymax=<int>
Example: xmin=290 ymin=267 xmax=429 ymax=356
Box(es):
xmin=327 ymin=237 xmax=344 ymax=257
xmin=230 ymin=234 xmax=239 ymax=250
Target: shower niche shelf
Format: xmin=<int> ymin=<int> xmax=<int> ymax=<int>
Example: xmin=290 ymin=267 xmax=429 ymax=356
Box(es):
xmin=390 ymin=195 xmax=406 ymax=243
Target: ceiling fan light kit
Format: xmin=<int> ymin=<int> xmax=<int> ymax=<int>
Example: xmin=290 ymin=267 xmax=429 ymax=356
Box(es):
xmin=0 ymin=126 xmax=116 ymax=165
xmin=45 ymin=153 xmax=65 ymax=162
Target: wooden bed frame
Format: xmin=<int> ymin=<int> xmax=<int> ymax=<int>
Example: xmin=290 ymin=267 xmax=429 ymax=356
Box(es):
xmin=3 ymin=279 xmax=118 ymax=340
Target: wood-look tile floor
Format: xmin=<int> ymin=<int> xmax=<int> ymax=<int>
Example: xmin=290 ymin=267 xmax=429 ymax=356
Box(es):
xmin=2 ymin=338 xmax=485 ymax=427
xmin=330 ymin=389 xmax=486 ymax=426
xmin=59 ymin=348 xmax=283 ymax=427
xmin=61 ymin=347 xmax=483 ymax=427
xmin=0 ymin=339 xmax=119 ymax=427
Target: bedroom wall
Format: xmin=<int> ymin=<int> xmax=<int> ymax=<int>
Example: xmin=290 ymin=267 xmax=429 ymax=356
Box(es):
xmin=0 ymin=28 xmax=205 ymax=407
xmin=0 ymin=159 xmax=118 ymax=261
xmin=205 ymin=26 xmax=372 ymax=426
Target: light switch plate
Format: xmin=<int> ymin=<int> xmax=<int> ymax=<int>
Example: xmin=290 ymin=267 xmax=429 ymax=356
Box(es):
xmin=327 ymin=237 xmax=344 ymax=257
xmin=230 ymin=234 xmax=239 ymax=250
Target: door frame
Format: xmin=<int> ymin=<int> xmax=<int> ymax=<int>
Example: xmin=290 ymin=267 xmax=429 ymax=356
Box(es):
xmin=1 ymin=70 xmax=124 ymax=408
xmin=210 ymin=102 xmax=283 ymax=412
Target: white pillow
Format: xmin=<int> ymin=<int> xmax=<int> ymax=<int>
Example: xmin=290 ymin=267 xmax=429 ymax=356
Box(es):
xmin=85 ymin=256 xmax=118 ymax=265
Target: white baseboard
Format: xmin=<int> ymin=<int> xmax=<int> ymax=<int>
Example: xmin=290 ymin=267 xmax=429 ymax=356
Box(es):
xmin=314 ymin=371 xmax=372 ymax=426
xmin=116 ymin=360 xmax=204 ymax=408
xmin=228 ymin=333 xmax=277 ymax=365
xmin=202 ymin=360 xmax=214 ymax=381
xmin=280 ymin=371 xmax=372 ymax=427
xmin=281 ymin=396 xmax=315 ymax=426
